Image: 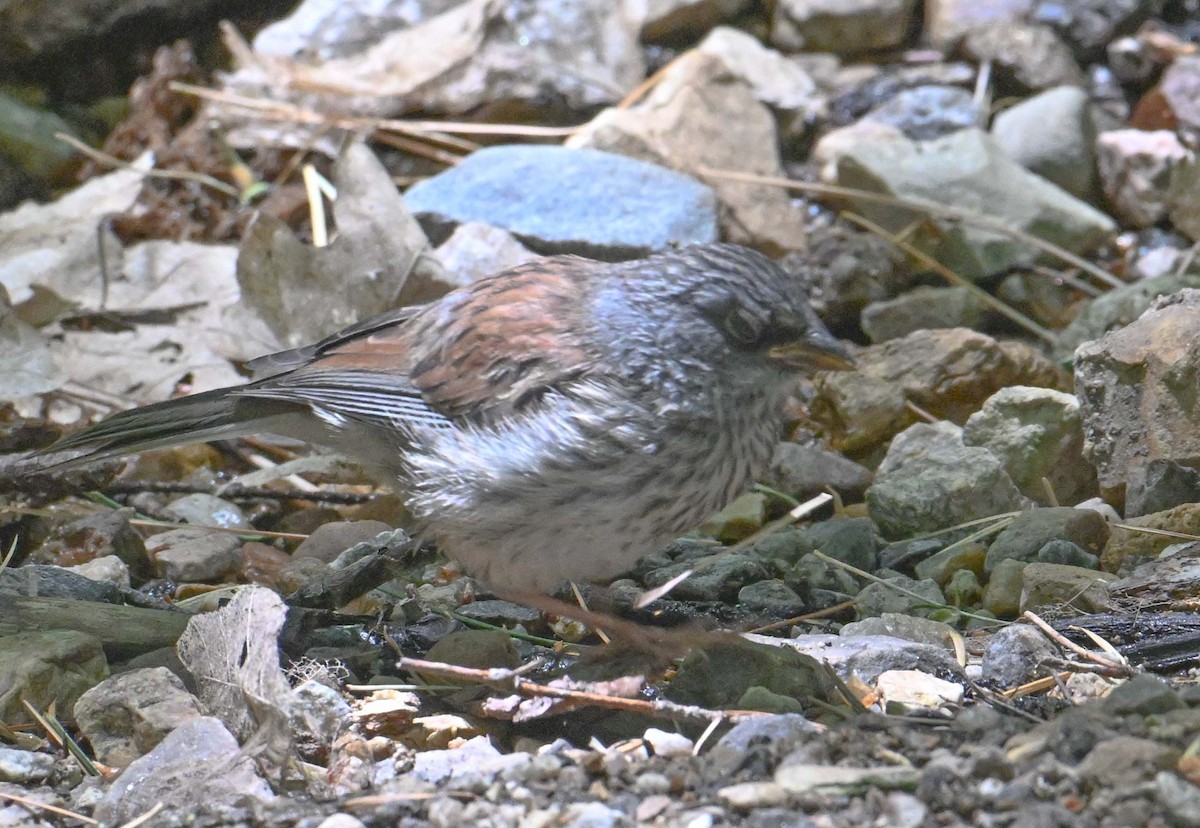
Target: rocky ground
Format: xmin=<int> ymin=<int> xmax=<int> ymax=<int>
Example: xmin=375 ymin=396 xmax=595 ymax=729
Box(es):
xmin=4 ymin=0 xmax=1200 ymax=826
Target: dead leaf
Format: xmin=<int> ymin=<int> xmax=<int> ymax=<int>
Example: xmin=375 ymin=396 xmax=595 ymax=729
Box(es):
xmin=236 ymin=142 xmax=444 ymax=348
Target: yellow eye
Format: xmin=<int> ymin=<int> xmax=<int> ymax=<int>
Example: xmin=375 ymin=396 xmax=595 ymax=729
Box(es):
xmin=722 ymin=308 xmax=760 ymax=346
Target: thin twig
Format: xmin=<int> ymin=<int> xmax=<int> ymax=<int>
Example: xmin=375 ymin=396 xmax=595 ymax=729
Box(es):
xmin=729 ymin=493 xmax=834 ymax=554
xmin=810 ymin=548 xmax=1004 ymax=626
xmin=303 ymin=164 xmax=330 ymax=248
xmin=1112 ymin=524 xmax=1200 ymax=542
xmin=635 ymin=493 xmax=833 ymax=608
xmin=372 ymin=129 xmax=465 ymax=167
xmin=398 ymin=657 xmax=768 ymax=725
xmin=171 ymin=82 xmax=579 ymax=138
xmin=1032 ymin=264 xmax=1103 ymax=298
xmin=697 ymin=166 xmax=1123 ymax=290
xmin=747 ymin=599 xmax=856 ymax=634
xmin=0 ymin=791 xmax=97 ymax=825
xmin=570 ymin=581 xmax=611 ymax=644
xmin=117 ymin=803 xmax=165 ymax=828
xmin=1172 ymin=242 xmax=1200 ymax=281
xmin=904 ymin=399 xmax=939 ymax=423
xmin=101 ymin=480 xmax=372 ymax=505
xmin=844 ymin=212 xmax=1057 ymax=343
xmin=1022 ymin=611 xmax=1134 ymax=676
xmin=55 ymin=132 xmax=241 ymax=199
xmin=127 ymin=517 xmax=309 ymax=541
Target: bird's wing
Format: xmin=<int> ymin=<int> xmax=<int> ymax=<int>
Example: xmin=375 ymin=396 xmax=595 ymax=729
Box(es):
xmin=243 ymin=305 xmax=427 ymax=376
xmin=236 ymin=258 xmax=606 ymax=429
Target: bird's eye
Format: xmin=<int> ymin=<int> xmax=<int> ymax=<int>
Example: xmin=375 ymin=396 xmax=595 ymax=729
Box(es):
xmin=722 ymin=307 xmax=761 ymax=346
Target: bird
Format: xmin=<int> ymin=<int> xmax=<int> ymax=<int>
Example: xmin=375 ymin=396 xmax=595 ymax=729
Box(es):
xmin=47 ymin=243 xmax=853 ymax=593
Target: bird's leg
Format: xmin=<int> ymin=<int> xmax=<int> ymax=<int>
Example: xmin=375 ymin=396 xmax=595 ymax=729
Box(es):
xmin=493 ymin=586 xmax=726 ymax=661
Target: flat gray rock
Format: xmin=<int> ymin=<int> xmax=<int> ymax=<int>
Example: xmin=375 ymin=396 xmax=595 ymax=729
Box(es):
xmin=404 ymin=145 xmax=718 ymax=260
xmin=829 ymin=128 xmax=1114 ymax=281
xmin=94 ymin=716 xmax=273 ymax=825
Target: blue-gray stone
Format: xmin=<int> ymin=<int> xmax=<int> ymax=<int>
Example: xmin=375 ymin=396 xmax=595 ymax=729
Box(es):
xmin=403 ymin=145 xmax=718 ymax=260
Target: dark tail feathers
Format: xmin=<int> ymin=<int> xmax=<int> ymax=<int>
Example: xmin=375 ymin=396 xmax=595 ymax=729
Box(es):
xmin=44 ymin=387 xmax=252 ymax=469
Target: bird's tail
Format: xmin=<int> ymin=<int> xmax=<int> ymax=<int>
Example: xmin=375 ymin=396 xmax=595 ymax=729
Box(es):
xmin=43 ymin=387 xmax=257 ymax=469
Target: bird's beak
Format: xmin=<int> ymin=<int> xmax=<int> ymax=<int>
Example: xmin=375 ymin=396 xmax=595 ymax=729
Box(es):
xmin=769 ymin=330 xmax=856 ymax=371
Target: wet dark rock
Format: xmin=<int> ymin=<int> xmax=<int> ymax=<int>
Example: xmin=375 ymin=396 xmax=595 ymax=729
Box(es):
xmin=1031 ymin=0 xmax=1163 ymax=60
xmin=1036 ymin=539 xmax=1100 ymax=568
xmin=642 ymin=1 xmax=751 ymax=43
xmin=766 ymin=441 xmax=873 ymax=501
xmin=1 ymin=564 xmax=123 ymax=604
xmin=790 ymin=552 xmax=862 ymax=602
xmin=984 ymin=507 xmax=1109 ymax=572
xmin=1128 ymin=460 xmax=1200 ymax=517
xmin=644 ymin=553 xmax=770 ymax=602
xmin=0 ymin=0 xmax=225 ymax=64
xmin=854 ymin=573 xmax=948 ymax=620
xmin=879 ymin=538 xmax=945 ymax=575
xmin=405 ymin=145 xmax=718 ymax=260
xmin=0 ymin=92 xmax=82 ymax=189
xmin=454 ymin=600 xmax=542 ymax=628
xmin=825 ymin=62 xmax=978 ymax=127
xmin=667 ymin=637 xmax=830 ymax=709
xmin=738 ymin=580 xmax=808 ymax=617
xmin=0 ymin=153 xmax=43 ymax=210
xmin=801 ymin=517 xmax=884 ymax=573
